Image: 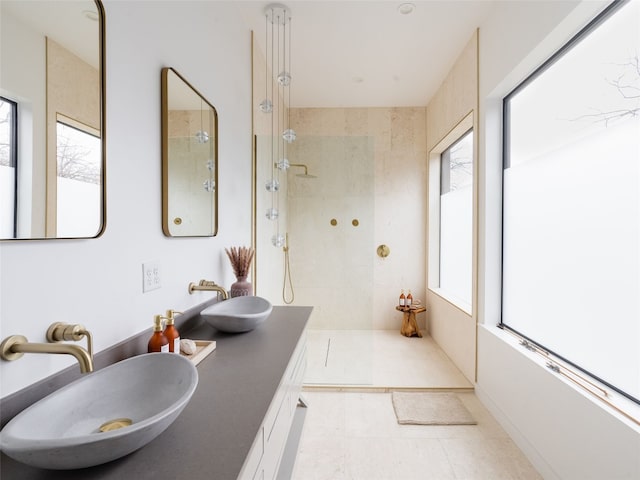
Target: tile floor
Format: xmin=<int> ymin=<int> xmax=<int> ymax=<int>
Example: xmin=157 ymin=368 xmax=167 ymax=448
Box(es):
xmin=305 ymin=330 xmax=472 ymax=389
xmin=291 ymin=391 xmax=542 ymax=480
xmin=293 ymin=330 xmax=541 ymax=479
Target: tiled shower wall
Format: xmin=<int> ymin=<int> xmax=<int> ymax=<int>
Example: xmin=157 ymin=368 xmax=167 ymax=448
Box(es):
xmin=287 ymin=108 xmax=427 ymax=330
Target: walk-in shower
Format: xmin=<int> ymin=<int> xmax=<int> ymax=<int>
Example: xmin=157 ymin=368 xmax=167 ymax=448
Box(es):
xmin=256 ymin=133 xmax=376 ymax=386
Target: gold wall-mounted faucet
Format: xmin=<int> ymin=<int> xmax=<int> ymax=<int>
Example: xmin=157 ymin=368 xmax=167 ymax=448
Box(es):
xmin=188 ymin=279 xmax=229 ymax=300
xmin=0 ymin=323 xmax=94 ymax=373
xmin=46 ymin=322 xmax=93 ymax=359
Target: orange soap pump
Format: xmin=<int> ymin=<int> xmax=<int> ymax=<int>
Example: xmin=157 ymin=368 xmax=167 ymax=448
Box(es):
xmin=148 ymin=315 xmax=169 ymax=353
xmin=163 ymin=309 xmax=182 ymax=354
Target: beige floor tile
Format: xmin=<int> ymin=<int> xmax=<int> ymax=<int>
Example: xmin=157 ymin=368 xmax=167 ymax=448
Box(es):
xmin=305 ymin=330 xmax=473 ymax=388
xmin=302 ymin=391 xmax=346 ymax=437
xmin=292 ymin=434 xmax=347 ymax=480
xmin=344 ymin=436 xmax=456 ymax=480
xmin=440 ymin=437 xmax=542 ymax=479
xmin=392 ymin=437 xmax=459 ymax=479
xmin=295 ymin=331 xmax=539 ymax=479
xmin=292 ymin=391 xmax=541 ymax=480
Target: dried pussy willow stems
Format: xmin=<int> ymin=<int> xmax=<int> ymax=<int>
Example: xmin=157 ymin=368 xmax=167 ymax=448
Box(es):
xmin=225 ymin=246 xmax=255 ymax=278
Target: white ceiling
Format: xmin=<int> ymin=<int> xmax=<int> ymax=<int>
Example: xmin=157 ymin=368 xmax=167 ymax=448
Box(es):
xmin=238 ymin=1 xmax=497 ymax=108
xmin=2 ymin=0 xmax=100 ymax=68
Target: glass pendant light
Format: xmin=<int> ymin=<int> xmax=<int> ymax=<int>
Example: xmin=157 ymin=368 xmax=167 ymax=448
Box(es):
xmin=277 ymin=71 xmax=291 ymax=86
xmin=259 ymin=99 xmax=273 ymax=113
xmin=263 ymin=3 xmax=293 ymax=249
xmin=282 ymin=128 xmax=296 ymax=143
xmin=272 ymin=234 xmax=286 ymax=247
xmin=195 ymin=130 xmax=209 ymax=144
xmin=195 ymin=98 xmax=209 ymax=143
xmin=276 ymin=158 xmax=290 ymax=170
xmin=203 ymin=179 xmax=215 ymax=192
xmin=265 ymin=179 xmax=280 ymax=192
xmin=266 ymin=208 xmax=279 ymax=220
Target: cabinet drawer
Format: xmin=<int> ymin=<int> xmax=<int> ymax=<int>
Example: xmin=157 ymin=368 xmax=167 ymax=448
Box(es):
xmin=264 ymin=393 xmax=291 ymax=480
xmin=238 ymin=426 xmax=264 ymax=480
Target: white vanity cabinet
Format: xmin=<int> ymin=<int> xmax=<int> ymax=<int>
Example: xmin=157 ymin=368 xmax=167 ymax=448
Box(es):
xmin=240 ymin=331 xmax=307 ymax=480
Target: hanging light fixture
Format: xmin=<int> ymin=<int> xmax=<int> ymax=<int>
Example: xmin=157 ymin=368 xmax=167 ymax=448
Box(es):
xmin=260 ymin=3 xmax=294 ymax=248
xmin=200 ymin=103 xmax=214 ymax=193
xmin=275 ymin=158 xmax=290 ymax=170
xmin=265 ymin=179 xmax=279 ymax=192
xmin=265 ymin=207 xmax=279 ymax=220
xmin=195 ymin=98 xmax=209 ymax=144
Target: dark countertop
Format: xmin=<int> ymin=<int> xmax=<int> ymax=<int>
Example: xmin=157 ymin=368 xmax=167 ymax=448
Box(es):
xmin=0 ymin=305 xmax=312 ymax=480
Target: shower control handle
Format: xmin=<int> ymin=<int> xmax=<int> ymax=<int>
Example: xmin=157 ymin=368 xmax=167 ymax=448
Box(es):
xmin=377 ymin=244 xmax=390 ymax=258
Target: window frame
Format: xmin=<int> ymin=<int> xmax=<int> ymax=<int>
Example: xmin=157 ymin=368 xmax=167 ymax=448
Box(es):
xmin=500 ymin=0 xmax=638 ymax=405
xmin=1 ymin=96 xmax=18 ymax=237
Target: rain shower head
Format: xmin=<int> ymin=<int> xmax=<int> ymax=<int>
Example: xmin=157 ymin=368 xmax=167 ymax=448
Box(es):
xmin=290 ymin=163 xmax=316 ymax=179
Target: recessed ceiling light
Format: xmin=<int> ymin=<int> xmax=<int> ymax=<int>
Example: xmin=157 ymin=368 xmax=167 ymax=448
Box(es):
xmin=398 ymin=3 xmax=415 ymax=15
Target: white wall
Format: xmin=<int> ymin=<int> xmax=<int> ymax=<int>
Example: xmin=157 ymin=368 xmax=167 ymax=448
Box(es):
xmin=477 ymin=1 xmax=640 ymax=478
xmin=0 ymin=0 xmax=253 ymax=397
xmin=425 ymin=32 xmax=478 ymax=383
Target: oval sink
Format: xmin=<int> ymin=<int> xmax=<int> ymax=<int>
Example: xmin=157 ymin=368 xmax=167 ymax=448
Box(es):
xmin=0 ymin=353 xmax=198 ymax=470
xmin=201 ymin=296 xmax=272 ymax=333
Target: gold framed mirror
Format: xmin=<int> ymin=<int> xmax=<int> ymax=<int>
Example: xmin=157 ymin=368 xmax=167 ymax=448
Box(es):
xmin=0 ymin=0 xmax=105 ymax=240
xmin=161 ymin=67 xmax=218 ymax=237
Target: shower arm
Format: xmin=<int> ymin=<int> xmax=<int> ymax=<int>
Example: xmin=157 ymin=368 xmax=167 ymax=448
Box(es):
xmin=289 ymin=164 xmax=309 ymax=175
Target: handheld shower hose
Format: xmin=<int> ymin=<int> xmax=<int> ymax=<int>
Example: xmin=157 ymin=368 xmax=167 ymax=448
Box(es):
xmin=282 ymin=234 xmax=294 ymax=304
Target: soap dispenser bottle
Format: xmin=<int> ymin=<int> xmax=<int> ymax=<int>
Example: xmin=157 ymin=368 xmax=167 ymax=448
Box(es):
xmin=148 ymin=315 xmax=169 ymax=353
xmin=164 ymin=309 xmax=181 ymax=354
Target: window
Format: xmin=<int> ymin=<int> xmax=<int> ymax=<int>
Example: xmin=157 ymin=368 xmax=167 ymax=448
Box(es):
xmin=440 ymin=130 xmax=473 ymax=307
xmin=56 ymin=118 xmax=101 ymax=237
xmin=428 ymin=113 xmax=474 ymax=313
xmin=0 ymin=97 xmax=17 ymax=237
xmin=502 ymin=0 xmax=639 ymax=404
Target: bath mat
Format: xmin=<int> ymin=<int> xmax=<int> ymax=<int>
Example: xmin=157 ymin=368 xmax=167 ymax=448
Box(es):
xmin=391 ymin=392 xmax=477 ymax=425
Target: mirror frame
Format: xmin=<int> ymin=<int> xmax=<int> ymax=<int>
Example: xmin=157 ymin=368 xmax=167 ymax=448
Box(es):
xmin=0 ymin=0 xmax=106 ymax=241
xmin=161 ymin=67 xmax=218 ymax=237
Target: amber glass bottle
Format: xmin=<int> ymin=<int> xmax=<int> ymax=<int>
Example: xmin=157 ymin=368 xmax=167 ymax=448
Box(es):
xmin=164 ymin=310 xmax=181 ymax=354
xmin=406 ymin=290 xmax=413 ymax=307
xmin=399 ymin=290 xmax=406 ymax=307
xmin=148 ymin=315 xmax=169 ymax=353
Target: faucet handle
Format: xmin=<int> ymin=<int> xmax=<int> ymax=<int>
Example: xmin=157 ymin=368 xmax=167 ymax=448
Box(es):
xmin=47 ymin=322 xmax=86 ymax=342
xmin=46 ymin=323 xmax=93 ymax=359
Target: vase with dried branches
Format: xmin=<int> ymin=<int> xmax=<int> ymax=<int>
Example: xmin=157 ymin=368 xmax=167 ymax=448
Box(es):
xmin=225 ymin=246 xmax=255 ymax=297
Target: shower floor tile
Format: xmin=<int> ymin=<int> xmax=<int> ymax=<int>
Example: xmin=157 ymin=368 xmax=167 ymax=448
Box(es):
xmin=304 ymin=330 xmax=473 ymax=390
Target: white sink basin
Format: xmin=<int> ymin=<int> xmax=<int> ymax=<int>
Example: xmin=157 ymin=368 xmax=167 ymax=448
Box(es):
xmin=201 ymin=296 xmax=273 ymax=333
xmin=0 ymin=353 xmax=198 ymax=470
